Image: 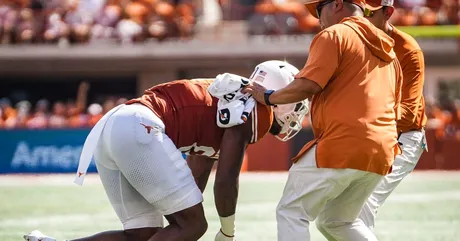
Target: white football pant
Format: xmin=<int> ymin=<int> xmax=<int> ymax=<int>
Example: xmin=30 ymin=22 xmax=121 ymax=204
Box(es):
xmin=94 ymin=103 xmax=203 ymax=230
xmin=359 ymin=129 xmax=426 ymax=229
xmin=277 ymin=145 xmax=383 ymax=241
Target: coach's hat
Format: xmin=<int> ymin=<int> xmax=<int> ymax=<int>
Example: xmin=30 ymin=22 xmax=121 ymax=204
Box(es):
xmin=365 ymin=0 xmax=393 ymax=11
xmin=304 ymin=0 xmax=367 ymax=19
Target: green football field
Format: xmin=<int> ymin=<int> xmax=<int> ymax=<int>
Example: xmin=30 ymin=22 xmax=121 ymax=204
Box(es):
xmin=396 ymin=25 xmax=460 ymax=38
xmin=1 ymin=172 xmax=459 ymax=241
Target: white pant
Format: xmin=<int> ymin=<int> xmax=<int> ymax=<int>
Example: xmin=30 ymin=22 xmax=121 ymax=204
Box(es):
xmin=94 ymin=104 xmax=203 ymax=230
xmin=359 ymin=129 xmax=426 ymax=229
xmin=276 ymin=145 xmax=383 ymax=241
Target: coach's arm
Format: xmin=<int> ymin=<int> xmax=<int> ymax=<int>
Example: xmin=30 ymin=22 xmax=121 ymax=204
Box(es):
xmin=243 ymin=78 xmax=322 ymax=105
xmin=243 ymin=30 xmax=338 ymax=105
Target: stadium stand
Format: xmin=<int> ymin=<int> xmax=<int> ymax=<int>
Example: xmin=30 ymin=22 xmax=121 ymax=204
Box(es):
xmin=1 ymin=79 xmax=460 ymax=145
xmin=0 ymin=0 xmax=458 ymax=43
xmin=0 ymin=0 xmax=196 ymax=44
xmin=0 ymin=0 xmax=460 ymax=171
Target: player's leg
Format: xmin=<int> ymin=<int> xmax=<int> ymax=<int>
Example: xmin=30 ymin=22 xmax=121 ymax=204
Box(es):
xmin=276 ymin=145 xmax=357 ymax=241
xmin=68 ymin=116 xmax=164 ymax=241
xmin=70 ymin=228 xmax=159 ymax=241
xmin=108 ymin=104 xmax=207 ymax=241
xmin=69 ymin=164 xmax=163 ymax=241
xmin=148 ymin=203 xmax=208 ymax=241
xmin=358 ymin=130 xmax=426 ymax=228
xmin=315 ymin=171 xmax=382 ymax=241
xmin=187 ymin=155 xmax=216 ymax=192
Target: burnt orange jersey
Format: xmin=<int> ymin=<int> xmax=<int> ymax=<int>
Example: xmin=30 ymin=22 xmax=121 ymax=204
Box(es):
xmin=126 ymin=79 xmax=273 ymax=158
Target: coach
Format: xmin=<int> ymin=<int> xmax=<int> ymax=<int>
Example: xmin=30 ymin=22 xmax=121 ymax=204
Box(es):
xmin=358 ymin=0 xmax=428 ymax=231
xmin=243 ymin=0 xmax=403 ymax=240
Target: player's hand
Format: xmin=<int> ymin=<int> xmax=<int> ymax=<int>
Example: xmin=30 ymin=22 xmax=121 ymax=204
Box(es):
xmin=242 ymin=81 xmax=268 ymax=105
xmin=215 ymin=229 xmax=236 ymax=241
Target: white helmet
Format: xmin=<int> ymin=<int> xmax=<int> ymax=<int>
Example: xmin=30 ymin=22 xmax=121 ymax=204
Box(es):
xmin=249 ymin=60 xmax=310 ymax=141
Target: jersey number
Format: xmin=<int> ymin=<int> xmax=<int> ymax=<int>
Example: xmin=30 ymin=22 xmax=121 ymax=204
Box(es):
xmin=179 ymin=142 xmax=219 ymax=158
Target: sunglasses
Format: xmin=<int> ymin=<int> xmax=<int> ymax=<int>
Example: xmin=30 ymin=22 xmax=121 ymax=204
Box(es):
xmin=316 ymin=0 xmax=366 ymax=18
xmin=316 ymin=0 xmax=335 ymax=18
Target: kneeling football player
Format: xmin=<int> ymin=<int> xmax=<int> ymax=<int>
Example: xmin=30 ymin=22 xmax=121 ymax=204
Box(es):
xmin=24 ymin=60 xmax=308 ymax=241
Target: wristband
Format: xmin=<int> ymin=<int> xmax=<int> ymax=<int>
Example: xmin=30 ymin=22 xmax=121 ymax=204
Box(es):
xmin=264 ymin=90 xmax=275 ymax=106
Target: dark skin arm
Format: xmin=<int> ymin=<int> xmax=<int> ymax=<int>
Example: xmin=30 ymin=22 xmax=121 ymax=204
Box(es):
xmin=214 ymin=115 xmax=253 ymax=217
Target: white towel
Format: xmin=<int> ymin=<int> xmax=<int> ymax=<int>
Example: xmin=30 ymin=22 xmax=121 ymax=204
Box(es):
xmin=73 ymin=104 xmax=124 ymax=186
xmin=208 ymin=73 xmax=256 ymax=128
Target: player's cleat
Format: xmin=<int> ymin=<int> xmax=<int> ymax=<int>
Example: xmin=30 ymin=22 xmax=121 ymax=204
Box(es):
xmin=23 ymin=230 xmax=57 ymax=241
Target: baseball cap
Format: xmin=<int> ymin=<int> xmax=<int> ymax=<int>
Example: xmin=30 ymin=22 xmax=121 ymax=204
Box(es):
xmin=304 ymin=0 xmax=367 ymax=19
xmin=365 ymin=0 xmax=393 ymax=11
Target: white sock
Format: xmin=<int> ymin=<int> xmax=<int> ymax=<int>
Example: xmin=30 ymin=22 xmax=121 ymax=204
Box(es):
xmin=219 ymin=214 xmax=235 ymax=236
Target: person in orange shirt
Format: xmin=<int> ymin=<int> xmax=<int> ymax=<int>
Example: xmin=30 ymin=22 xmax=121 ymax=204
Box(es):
xmin=87 ymin=103 xmax=104 ymax=127
xmin=1 ymin=98 xmax=18 ymax=129
xmin=357 ymin=0 xmax=428 ymax=231
xmin=243 ymin=0 xmax=403 ymax=240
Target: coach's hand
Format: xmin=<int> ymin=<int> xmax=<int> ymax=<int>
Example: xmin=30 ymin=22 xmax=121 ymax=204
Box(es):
xmin=242 ymin=81 xmax=268 ymax=105
xmin=215 ymin=229 xmax=236 ymax=241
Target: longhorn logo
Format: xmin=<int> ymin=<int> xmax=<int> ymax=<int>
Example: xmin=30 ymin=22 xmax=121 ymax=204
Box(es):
xmin=140 ymin=123 xmax=154 ymax=134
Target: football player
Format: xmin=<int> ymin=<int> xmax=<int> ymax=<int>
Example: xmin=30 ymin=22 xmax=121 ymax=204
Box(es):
xmin=24 ymin=60 xmax=309 ymax=241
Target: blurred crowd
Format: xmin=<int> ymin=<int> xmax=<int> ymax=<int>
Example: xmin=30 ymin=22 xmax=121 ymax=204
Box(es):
xmin=0 ymin=0 xmax=196 ymax=45
xmin=0 ymin=82 xmax=128 ymax=129
xmin=2 ymin=82 xmax=460 ymax=142
xmin=245 ymin=0 xmax=460 ymax=35
xmin=0 ymin=0 xmax=458 ymax=44
xmin=391 ymin=0 xmax=460 ymax=26
xmin=425 ymin=98 xmax=460 ymax=140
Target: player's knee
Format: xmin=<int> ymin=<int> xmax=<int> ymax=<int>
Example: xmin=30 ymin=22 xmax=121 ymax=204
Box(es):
xmin=184 ymin=207 xmax=208 ymax=238
xmin=178 ymin=215 xmax=207 ymax=240
xmin=168 ymin=203 xmax=208 ymax=239
xmin=192 ymin=215 xmax=208 ymax=238
xmin=124 ymin=227 xmax=162 ymax=241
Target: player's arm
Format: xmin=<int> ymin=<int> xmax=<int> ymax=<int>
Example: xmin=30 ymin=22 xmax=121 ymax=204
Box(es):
xmin=187 ymin=155 xmax=216 ymax=193
xmin=214 ymin=115 xmax=253 ymax=238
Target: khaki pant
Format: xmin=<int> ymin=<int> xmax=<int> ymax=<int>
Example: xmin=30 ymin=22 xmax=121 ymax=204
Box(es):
xmin=359 ymin=129 xmax=426 ymax=229
xmin=277 ymin=145 xmax=383 ymax=241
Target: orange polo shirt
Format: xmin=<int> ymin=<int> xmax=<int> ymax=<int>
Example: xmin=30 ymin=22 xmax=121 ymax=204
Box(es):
xmin=391 ymin=25 xmax=427 ymax=133
xmin=293 ymin=17 xmax=403 ymax=176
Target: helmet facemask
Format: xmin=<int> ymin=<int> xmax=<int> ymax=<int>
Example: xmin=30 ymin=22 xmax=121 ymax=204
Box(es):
xmin=273 ymin=100 xmax=309 ymax=141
